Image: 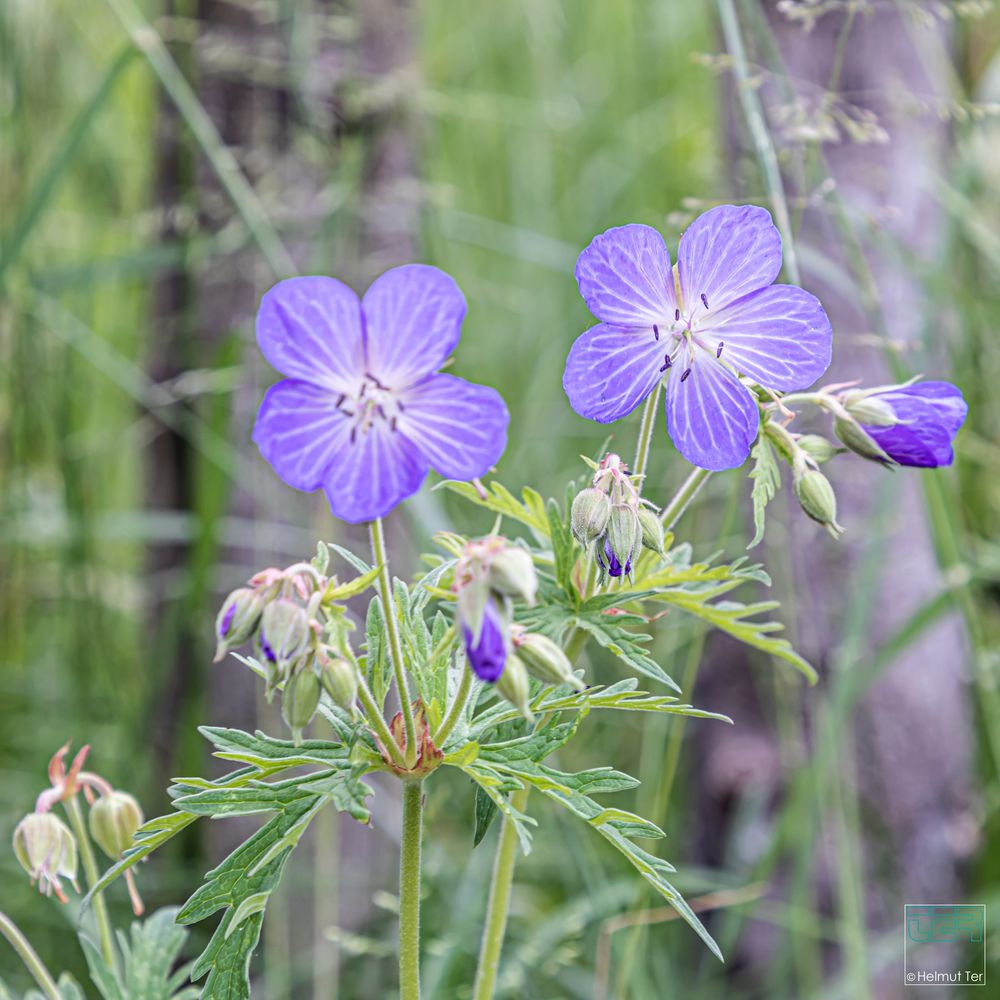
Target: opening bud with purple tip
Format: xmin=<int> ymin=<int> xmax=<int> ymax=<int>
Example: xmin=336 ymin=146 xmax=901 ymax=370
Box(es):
xmin=89 ymin=790 xmax=144 ymax=860
xmin=571 ymin=486 xmax=611 ymax=544
xmin=214 ymin=587 xmax=265 ymax=661
xmin=834 ymin=416 xmax=895 ymax=466
xmin=607 ymin=503 xmax=643 ymax=578
xmin=260 ymin=598 xmax=312 ymax=669
xmin=13 ymin=812 xmax=78 ymax=902
xmin=514 ymin=631 xmax=584 ymax=690
xmin=496 ymin=653 xmax=535 ymax=724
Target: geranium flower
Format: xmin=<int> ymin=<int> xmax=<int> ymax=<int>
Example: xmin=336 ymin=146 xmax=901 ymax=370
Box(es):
xmin=563 ymin=205 xmax=833 ymax=470
xmin=253 ymin=266 xmax=509 ymax=523
xmin=462 ymin=597 xmax=507 ymax=682
xmin=856 ymin=381 xmax=967 ymax=468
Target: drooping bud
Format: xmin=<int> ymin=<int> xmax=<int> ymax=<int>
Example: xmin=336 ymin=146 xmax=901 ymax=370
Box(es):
xmin=282 ymin=667 xmax=321 ymax=742
xmin=462 ymin=597 xmax=508 ymax=682
xmin=487 ymin=545 xmax=538 ymax=606
xmin=571 ymin=487 xmax=611 ymax=544
xmin=607 ymin=503 xmax=642 ymax=576
xmin=320 ymin=658 xmax=358 ymax=715
xmin=636 ymin=506 xmax=665 ymax=556
xmin=834 ymin=417 xmax=895 ymax=466
xmin=496 ymin=653 xmax=535 ymax=724
xmin=793 ymin=468 xmax=844 ymax=539
xmin=515 ymin=633 xmax=584 ymax=690
xmin=796 ymin=434 xmax=839 ymax=465
xmin=13 ymin=813 xmax=78 ymax=901
xmin=89 ymin=791 xmax=144 ymax=860
xmin=214 ymin=587 xmax=265 ymax=661
xmin=259 ymin=598 xmax=311 ymax=667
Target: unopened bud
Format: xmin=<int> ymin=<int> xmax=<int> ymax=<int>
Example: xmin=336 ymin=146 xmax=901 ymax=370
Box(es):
xmin=834 ymin=416 xmax=895 ymax=466
xmin=260 ymin=599 xmax=311 ymax=667
xmin=607 ymin=503 xmax=642 ymax=575
xmin=637 ymin=506 xmax=665 ymax=555
xmin=793 ymin=469 xmax=844 ymax=539
xmin=496 ymin=654 xmax=535 ymax=724
xmin=516 ymin=633 xmax=584 ymax=690
xmin=844 ymin=393 xmax=899 ymax=427
xmin=796 ymin=434 xmax=838 ymax=465
xmin=282 ymin=667 xmax=321 ymax=742
xmin=320 ymin=658 xmax=358 ymax=714
xmin=89 ymin=791 xmax=143 ymax=860
xmin=571 ymin=487 xmax=611 ymax=544
xmin=215 ymin=587 xmax=265 ymax=661
xmin=13 ymin=813 xmax=78 ymax=901
xmin=487 ymin=546 xmax=538 ymax=606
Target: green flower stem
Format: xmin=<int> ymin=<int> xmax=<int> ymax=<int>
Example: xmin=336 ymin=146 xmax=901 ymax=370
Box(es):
xmin=370 ymin=517 xmax=418 ymax=768
xmin=632 ymin=382 xmax=662 ymax=486
xmin=399 ymin=780 xmax=424 ymax=1000
xmin=433 ymin=660 xmax=473 ymax=748
xmin=0 ymin=910 xmax=62 ymax=1000
xmin=356 ymin=670 xmax=408 ymax=770
xmin=659 ymin=466 xmax=712 ymax=530
xmin=64 ymin=795 xmax=115 ymax=965
xmin=472 ymin=786 xmax=529 ymax=1000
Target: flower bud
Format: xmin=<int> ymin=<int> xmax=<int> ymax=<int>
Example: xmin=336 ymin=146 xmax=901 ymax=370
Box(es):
xmin=793 ymin=469 xmax=844 ymax=539
xmin=462 ymin=597 xmax=508 ymax=682
xmin=13 ymin=812 xmax=78 ymax=901
xmin=607 ymin=503 xmax=642 ymax=576
xmin=496 ymin=653 xmax=535 ymax=724
xmin=487 ymin=545 xmax=537 ymax=606
xmin=636 ymin=506 xmax=665 ymax=556
xmin=516 ymin=633 xmax=584 ymax=690
xmin=260 ymin=598 xmax=311 ymax=667
xmin=571 ymin=487 xmax=611 ymax=544
xmin=796 ymin=434 xmax=838 ymax=465
xmin=89 ymin=791 xmax=143 ymax=860
xmin=834 ymin=416 xmax=895 ymax=466
xmin=214 ymin=587 xmax=265 ymax=661
xmin=320 ymin=658 xmax=358 ymax=714
xmin=282 ymin=667 xmax=321 ymax=741
xmin=843 ymin=393 xmax=899 ymax=427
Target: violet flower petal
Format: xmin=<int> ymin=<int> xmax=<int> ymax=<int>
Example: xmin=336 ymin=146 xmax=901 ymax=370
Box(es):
xmin=705 ymin=284 xmax=832 ymax=391
xmin=563 ymin=323 xmax=667 ymax=423
xmin=664 ymin=355 xmax=759 ymax=470
xmin=463 ymin=599 xmax=507 ymax=682
xmin=864 ymin=381 xmax=967 ymax=468
xmin=677 ymin=205 xmax=782 ymax=313
xmin=256 ymin=276 xmax=364 ymax=392
xmin=252 ymin=379 xmax=351 ymax=490
xmin=397 ymin=372 xmax=509 ymax=480
xmin=361 ymin=264 xmax=466 ymax=389
xmin=574 ymin=224 xmax=676 ymax=327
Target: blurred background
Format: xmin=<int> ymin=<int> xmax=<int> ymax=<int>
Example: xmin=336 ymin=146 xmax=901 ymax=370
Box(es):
xmin=2 ymin=1 xmax=1000 ymax=997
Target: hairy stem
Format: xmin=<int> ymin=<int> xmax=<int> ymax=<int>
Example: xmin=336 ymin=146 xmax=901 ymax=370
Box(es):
xmin=632 ymin=383 xmax=662 ymax=486
xmin=399 ymin=781 xmax=424 ymax=1000
xmin=433 ymin=660 xmax=474 ymax=747
xmin=64 ymin=795 xmax=115 ymax=965
xmin=659 ymin=466 xmax=712 ymax=529
xmin=472 ymin=786 xmax=529 ymax=1000
xmin=0 ymin=911 xmax=62 ymax=1000
xmin=370 ymin=517 xmax=418 ymax=767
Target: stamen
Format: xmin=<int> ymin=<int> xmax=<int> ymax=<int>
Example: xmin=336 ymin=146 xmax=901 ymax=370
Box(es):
xmin=375 ymin=404 xmax=387 ymax=419
xmin=653 ymin=324 xmax=659 ymax=341
xmin=674 ymin=308 xmax=680 ymax=322
xmin=350 ymin=427 xmax=358 ymax=444
xmin=700 ymin=293 xmax=709 ymax=309
xmin=680 ymin=367 xmax=692 ymax=382
xmin=390 ymin=416 xmax=398 ymax=432
xmin=397 ymin=401 xmax=406 ymax=412
xmin=658 ymin=353 xmax=673 ymax=373
xmin=335 ymin=393 xmax=346 ymax=411
xmin=359 ymin=383 xmax=367 ymax=400
xmin=716 ymin=341 xmax=724 ymax=358
xmin=365 ymin=371 xmax=388 ymax=390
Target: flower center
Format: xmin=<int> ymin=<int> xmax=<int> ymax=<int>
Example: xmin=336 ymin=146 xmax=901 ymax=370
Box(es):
xmin=335 ymin=372 xmax=406 ymax=443
xmin=651 ymin=291 xmax=723 ymax=382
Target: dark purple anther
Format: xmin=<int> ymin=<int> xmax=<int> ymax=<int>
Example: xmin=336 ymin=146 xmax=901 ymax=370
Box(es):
xmin=390 ymin=416 xmax=398 ymax=432
xmin=653 ymin=324 xmax=659 ymax=340
xmin=336 ymin=393 xmax=346 ymax=409
xmin=658 ymin=353 xmax=673 ymax=372
xmin=674 ymin=308 xmax=680 ymax=322
xmin=680 ymin=367 xmax=692 ymax=382
xmin=350 ymin=426 xmax=358 ymax=444
xmin=716 ymin=342 xmax=724 ymax=358
xmin=701 ymin=293 xmax=709 ymax=309
xmin=462 ymin=598 xmax=507 ymax=682
xmin=359 ymin=382 xmax=367 ymax=400
xmin=219 ymin=602 xmax=237 ymax=638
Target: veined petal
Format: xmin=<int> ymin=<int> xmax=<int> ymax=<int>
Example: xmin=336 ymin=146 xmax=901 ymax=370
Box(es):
xmin=574 ymin=224 xmax=676 ymax=327
xmin=677 ymin=205 xmax=782 ymax=313
xmin=252 ymin=379 xmax=350 ymax=491
xmin=664 ymin=355 xmax=759 ymax=470
xmin=256 ymin=277 xmax=364 ymax=391
xmin=704 ymin=284 xmax=832 ymax=391
xmin=876 ymin=382 xmax=968 ymax=436
xmin=322 ymin=422 xmax=429 ymax=524
xmin=563 ymin=323 xmax=666 ymax=423
xmin=864 ymin=381 xmax=968 ymax=468
xmin=397 ymin=373 xmax=509 ymax=480
xmin=361 ymin=264 xmax=466 ymax=388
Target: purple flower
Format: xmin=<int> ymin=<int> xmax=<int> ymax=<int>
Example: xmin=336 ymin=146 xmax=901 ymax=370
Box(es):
xmin=597 ymin=538 xmax=629 ymax=578
xmin=252 ymin=266 xmax=509 ymax=524
xmin=861 ymin=382 xmax=967 ymax=468
xmin=563 ymin=205 xmax=833 ymax=470
xmin=462 ymin=598 xmax=507 ymax=683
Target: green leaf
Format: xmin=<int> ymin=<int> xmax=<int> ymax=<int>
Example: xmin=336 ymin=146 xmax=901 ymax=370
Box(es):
xmin=437 ymin=480 xmax=549 ymax=538
xmin=571 ymin=611 xmax=680 ymax=691
xmin=198 ymin=727 xmax=349 ymax=770
xmin=748 ymin=434 xmax=781 ymax=549
xmin=546 ymin=498 xmax=576 ymax=596
xmin=323 ymin=563 xmax=381 ymax=602
xmin=473 ymin=785 xmax=498 ymax=846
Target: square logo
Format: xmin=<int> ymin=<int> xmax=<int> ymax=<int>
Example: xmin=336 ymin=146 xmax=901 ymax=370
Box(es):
xmin=904 ymin=904 xmax=986 ymax=987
